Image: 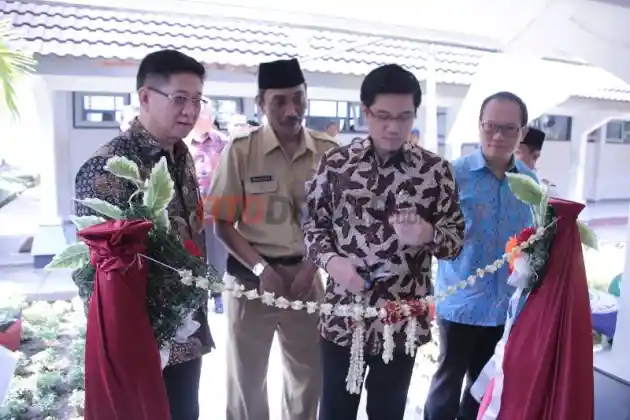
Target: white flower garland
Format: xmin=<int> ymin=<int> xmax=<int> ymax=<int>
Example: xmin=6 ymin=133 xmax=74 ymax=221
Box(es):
xmin=170 ymin=228 xmax=545 ymax=394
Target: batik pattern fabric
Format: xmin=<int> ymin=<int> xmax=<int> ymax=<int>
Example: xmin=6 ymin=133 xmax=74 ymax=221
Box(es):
xmin=73 ymin=118 xmax=214 ymax=365
xmin=303 ymin=138 xmax=465 ymax=355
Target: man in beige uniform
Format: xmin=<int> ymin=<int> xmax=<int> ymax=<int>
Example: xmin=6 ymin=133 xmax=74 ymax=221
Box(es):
xmin=209 ymin=58 xmax=337 ymax=420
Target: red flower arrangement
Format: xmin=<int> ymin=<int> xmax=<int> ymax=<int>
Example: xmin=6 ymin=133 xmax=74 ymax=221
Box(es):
xmin=505 ymin=226 xmax=538 ymax=273
xmin=382 ymin=300 xmax=427 ymax=325
xmin=183 ymin=239 xmax=202 ymax=258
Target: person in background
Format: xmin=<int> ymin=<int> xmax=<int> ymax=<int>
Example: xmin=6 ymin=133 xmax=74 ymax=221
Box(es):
xmin=303 ymin=64 xmax=464 ymax=420
xmin=227 ymin=114 xmax=249 ymax=137
xmin=210 ymin=58 xmax=337 ymax=420
xmin=515 ymin=127 xmax=557 ymax=195
xmin=187 ymin=103 xmax=229 ymax=313
xmin=325 ymin=120 xmax=339 ymax=138
xmin=247 ymin=119 xmax=261 ymax=130
xmin=119 ymin=105 xmax=139 ymax=132
xmin=409 ymin=128 xmax=421 ymax=145
xmin=74 ymin=49 xmax=213 ymax=420
xmin=423 ymin=91 xmax=538 ymax=420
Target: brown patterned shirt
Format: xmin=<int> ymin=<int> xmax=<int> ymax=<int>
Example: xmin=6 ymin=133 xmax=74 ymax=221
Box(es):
xmin=303 ymin=138 xmax=465 ymax=355
xmin=73 ymin=118 xmax=213 ymax=366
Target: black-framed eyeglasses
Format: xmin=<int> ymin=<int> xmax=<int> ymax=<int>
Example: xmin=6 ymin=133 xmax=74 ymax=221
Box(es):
xmin=366 ymin=108 xmax=415 ymax=124
xmin=147 ymin=87 xmax=207 ymax=108
xmin=480 ymin=122 xmax=521 ymax=138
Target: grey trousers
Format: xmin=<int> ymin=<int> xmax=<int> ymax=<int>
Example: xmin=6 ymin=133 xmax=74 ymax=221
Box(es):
xmin=205 ymin=219 xmax=227 ymax=276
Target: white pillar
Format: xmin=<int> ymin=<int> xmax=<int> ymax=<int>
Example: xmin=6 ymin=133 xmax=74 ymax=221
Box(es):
xmin=446 ymin=54 xmax=579 ymax=161
xmin=27 ymin=76 xmax=68 ymax=268
xmin=586 ymin=126 xmax=606 ymax=202
xmin=423 ymin=45 xmax=439 ymax=154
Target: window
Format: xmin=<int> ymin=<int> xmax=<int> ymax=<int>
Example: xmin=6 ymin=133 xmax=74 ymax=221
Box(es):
xmin=530 ymin=114 xmax=572 ymax=141
xmin=208 ymin=97 xmax=244 ymax=131
xmin=304 ymin=100 xmax=367 ymax=133
xmin=437 ymin=108 xmax=447 ymax=144
xmin=604 ymin=120 xmax=630 ymax=144
xmin=73 ymin=92 xmax=130 ymax=129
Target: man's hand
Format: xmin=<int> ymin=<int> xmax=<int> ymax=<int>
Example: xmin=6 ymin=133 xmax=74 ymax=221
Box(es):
xmin=290 ymin=260 xmax=319 ymax=300
xmin=389 ymin=210 xmax=434 ymax=247
xmin=259 ymin=266 xmax=285 ymax=296
xmin=326 ymin=256 xmax=364 ymax=295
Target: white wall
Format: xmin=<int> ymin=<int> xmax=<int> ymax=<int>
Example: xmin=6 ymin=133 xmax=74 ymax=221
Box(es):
xmin=43 ymin=92 xmax=630 ymax=221
xmin=6 ymin=81 xmax=630 ymax=225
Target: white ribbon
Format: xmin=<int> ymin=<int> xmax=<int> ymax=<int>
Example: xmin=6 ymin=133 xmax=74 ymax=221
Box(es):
xmin=159 ymin=312 xmax=201 ymax=369
xmin=472 ymin=255 xmax=531 ymax=419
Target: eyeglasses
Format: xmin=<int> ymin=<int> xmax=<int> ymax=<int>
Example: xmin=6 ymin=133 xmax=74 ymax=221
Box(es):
xmin=480 ymin=122 xmax=521 ymax=138
xmin=367 ymin=108 xmax=415 ymax=124
xmin=148 ymin=87 xmax=207 ymax=108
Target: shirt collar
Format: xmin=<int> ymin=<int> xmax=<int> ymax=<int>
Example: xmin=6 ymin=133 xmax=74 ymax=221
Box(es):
xmin=470 ymin=147 xmax=518 ymax=172
xmin=127 ymin=117 xmax=188 ymax=160
xmin=262 ymin=124 xmax=316 ymax=156
xmin=356 ymin=137 xmax=414 ymax=165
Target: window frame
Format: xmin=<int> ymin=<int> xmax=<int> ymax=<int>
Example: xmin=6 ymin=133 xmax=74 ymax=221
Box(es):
xmin=604 ymin=120 xmax=630 ymax=144
xmin=72 ymin=92 xmax=131 ymax=129
xmin=207 ymin=97 xmax=244 ymax=130
xmin=530 ymin=114 xmax=573 ymax=141
xmin=304 ymin=100 xmax=368 ymax=133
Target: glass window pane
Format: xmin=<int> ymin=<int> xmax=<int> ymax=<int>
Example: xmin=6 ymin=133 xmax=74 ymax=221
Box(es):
xmin=309 ymin=100 xmax=337 ymax=117
xmin=217 ymin=100 xmax=238 ymax=114
xmin=88 ymin=95 xmax=116 ymax=111
xmin=115 ymin=96 xmax=126 ymax=110
xmin=607 ymin=121 xmax=623 ymax=140
xmin=86 ymin=112 xmax=103 ymax=122
xmin=337 ymin=102 xmax=348 ymax=118
xmin=437 ymin=110 xmax=447 ymax=139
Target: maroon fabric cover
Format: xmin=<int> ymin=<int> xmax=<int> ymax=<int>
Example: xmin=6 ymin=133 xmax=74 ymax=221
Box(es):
xmin=498 ymin=199 xmax=594 ymax=420
xmin=79 ymin=219 xmax=170 ymax=420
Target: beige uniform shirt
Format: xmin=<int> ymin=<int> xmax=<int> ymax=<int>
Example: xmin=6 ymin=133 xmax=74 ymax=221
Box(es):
xmin=208 ymin=124 xmax=337 ymax=258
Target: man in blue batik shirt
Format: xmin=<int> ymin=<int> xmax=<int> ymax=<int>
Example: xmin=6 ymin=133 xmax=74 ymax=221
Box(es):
xmin=424 ymin=91 xmax=538 ymax=420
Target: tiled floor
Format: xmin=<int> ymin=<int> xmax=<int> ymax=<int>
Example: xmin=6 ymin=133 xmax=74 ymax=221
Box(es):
xmin=199 ymin=311 xmax=430 ymax=419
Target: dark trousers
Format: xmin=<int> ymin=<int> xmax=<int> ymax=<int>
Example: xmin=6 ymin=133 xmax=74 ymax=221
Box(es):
xmin=423 ymin=319 xmax=504 ymax=420
xmin=319 ymin=338 xmax=416 ymax=420
xmin=163 ymin=358 xmax=202 ymax=420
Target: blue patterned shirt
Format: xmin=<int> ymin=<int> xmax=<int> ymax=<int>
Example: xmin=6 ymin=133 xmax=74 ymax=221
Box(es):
xmin=436 ymin=148 xmax=537 ymax=326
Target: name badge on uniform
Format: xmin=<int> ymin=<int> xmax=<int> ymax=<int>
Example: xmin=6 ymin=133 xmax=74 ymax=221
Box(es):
xmin=250 ymin=175 xmax=273 ymax=183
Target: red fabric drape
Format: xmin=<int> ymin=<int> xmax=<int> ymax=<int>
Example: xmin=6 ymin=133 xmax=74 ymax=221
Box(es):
xmin=79 ymin=219 xmax=170 ymax=420
xmin=497 ymin=199 xmax=594 ymax=420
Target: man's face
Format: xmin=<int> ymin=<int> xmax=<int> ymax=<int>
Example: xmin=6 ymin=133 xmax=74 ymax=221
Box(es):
xmin=515 ymin=144 xmax=540 ymax=170
xmin=362 ymin=94 xmax=416 ymax=152
xmin=326 ymin=124 xmax=339 ymax=137
xmin=260 ymin=85 xmax=307 ymax=137
xmin=139 ymin=72 xmax=204 ymax=146
xmin=479 ymin=99 xmax=523 ymax=161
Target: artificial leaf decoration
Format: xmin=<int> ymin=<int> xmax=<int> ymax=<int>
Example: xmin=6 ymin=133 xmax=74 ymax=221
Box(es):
xmin=45 ymin=242 xmax=90 ymax=269
xmin=577 ymin=220 xmax=598 ymax=251
xmin=506 ymin=173 xmax=543 ymax=206
xmin=69 ymin=215 xmax=106 ymax=231
xmin=105 ymin=156 xmax=142 ymax=185
xmin=155 ymin=209 xmax=171 ymax=232
xmin=75 ymin=198 xmax=124 ymax=220
xmin=143 ymin=157 xmax=174 ymax=217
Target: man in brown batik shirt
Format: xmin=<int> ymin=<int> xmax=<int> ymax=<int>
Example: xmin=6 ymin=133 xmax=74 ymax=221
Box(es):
xmin=303 ymin=64 xmax=465 ymax=420
xmin=74 ymin=50 xmax=212 ymax=420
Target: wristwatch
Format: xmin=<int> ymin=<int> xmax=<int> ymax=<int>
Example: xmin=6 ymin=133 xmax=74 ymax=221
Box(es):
xmin=252 ymin=261 xmax=268 ymax=277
